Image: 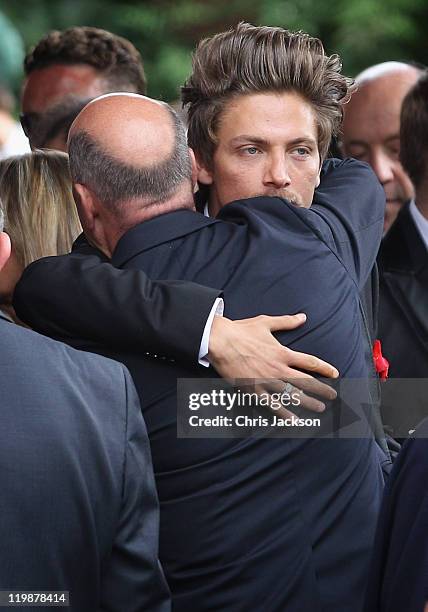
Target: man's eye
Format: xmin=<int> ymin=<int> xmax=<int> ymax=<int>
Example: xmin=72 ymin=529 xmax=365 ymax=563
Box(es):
xmin=242 ymin=146 xmax=260 ymax=155
xmin=387 ymin=146 xmax=400 ymax=160
xmin=292 ymin=147 xmax=311 ymax=157
xmin=349 ymin=151 xmax=367 ymax=162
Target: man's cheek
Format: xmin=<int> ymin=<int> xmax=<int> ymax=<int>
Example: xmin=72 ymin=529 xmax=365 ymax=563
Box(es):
xmin=395 ymin=165 xmax=414 ymax=201
xmin=221 ymin=174 xmax=249 ymax=202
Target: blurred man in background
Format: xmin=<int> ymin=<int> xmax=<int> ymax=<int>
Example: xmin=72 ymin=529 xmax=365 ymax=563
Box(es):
xmin=20 ymin=26 xmax=146 ymax=151
xmin=377 ymin=71 xmax=428 ymax=378
xmin=342 ymin=61 xmax=427 ymax=383
xmin=342 ymin=61 xmax=421 ymax=233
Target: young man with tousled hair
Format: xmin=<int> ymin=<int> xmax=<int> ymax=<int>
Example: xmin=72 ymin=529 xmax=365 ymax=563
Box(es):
xmin=183 ymin=23 xmax=351 ymax=216
xmin=183 ymin=24 xmax=383 ymax=361
xmin=16 ymin=23 xmax=388 ymax=611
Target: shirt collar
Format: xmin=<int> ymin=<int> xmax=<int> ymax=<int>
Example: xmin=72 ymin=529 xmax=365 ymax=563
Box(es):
xmin=0 ymin=309 xmax=14 ymax=324
xmin=409 ymin=199 xmax=428 ymax=251
xmin=203 ymin=202 xmax=210 ymax=217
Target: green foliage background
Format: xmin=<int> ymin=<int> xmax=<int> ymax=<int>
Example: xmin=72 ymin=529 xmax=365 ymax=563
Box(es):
xmin=1 ymin=0 xmax=427 ymax=101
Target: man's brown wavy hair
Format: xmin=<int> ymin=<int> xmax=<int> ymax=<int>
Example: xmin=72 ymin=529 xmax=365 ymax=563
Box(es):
xmin=182 ymin=22 xmax=354 ymax=167
xmin=24 ymin=26 xmax=146 ymax=94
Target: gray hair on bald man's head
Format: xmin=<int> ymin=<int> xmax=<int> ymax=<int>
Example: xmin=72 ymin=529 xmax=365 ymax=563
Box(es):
xmin=68 ymin=103 xmax=192 ymax=213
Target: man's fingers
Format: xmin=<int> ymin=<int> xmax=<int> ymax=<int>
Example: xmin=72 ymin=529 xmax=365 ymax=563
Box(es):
xmin=275 ymin=382 xmax=327 ymax=413
xmin=284 ymin=349 xmax=339 ymax=379
xmin=268 ymin=394 xmax=323 ymax=421
xmin=264 ymin=313 xmax=307 ymax=332
xmin=282 ymin=373 xmax=337 ymax=402
xmin=293 ymin=388 xmax=326 ymax=413
xmin=251 ymin=379 xmax=330 ymax=412
xmin=250 ymin=376 xmax=336 ymax=403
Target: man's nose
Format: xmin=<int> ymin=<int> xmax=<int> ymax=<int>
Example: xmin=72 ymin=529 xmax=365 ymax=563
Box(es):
xmin=370 ymin=149 xmax=396 ymax=186
xmin=263 ymin=153 xmax=291 ymax=188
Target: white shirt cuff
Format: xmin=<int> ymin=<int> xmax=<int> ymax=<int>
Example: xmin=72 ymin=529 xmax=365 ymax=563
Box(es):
xmin=198 ymin=297 xmax=224 ymax=367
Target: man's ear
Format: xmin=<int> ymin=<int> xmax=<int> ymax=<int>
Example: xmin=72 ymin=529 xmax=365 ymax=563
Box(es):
xmin=72 ymin=183 xmax=97 ymax=233
xmin=0 ymin=232 xmax=11 ymax=272
xmin=188 ymin=148 xmax=199 ymax=191
xmin=194 ymin=152 xmax=214 ymax=186
xmin=72 ymin=183 xmax=112 ymax=257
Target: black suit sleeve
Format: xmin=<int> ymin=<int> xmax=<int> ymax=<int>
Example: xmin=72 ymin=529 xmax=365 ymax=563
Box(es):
xmin=13 ymin=236 xmax=222 ymax=363
xmin=310 ymin=157 xmax=385 ymax=289
xmin=100 ymin=367 xmax=171 ymax=611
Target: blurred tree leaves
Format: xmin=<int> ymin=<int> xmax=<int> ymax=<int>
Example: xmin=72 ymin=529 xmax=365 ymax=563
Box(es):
xmin=0 ymin=11 xmax=25 ymax=87
xmin=2 ymin=0 xmax=427 ymax=101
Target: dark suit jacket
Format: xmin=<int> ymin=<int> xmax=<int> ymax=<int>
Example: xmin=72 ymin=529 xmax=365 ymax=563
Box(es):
xmin=13 ymin=235 xmax=221 ymax=364
xmin=364 ymin=418 xmax=428 ymax=612
xmin=14 ymin=159 xmax=388 ymax=612
xmin=378 ymin=202 xmax=428 ymax=377
xmin=0 ymin=313 xmax=170 ymax=612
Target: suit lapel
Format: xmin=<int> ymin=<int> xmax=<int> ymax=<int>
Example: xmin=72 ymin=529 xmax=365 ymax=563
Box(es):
xmin=0 ymin=310 xmax=14 ymax=324
xmin=382 ymin=270 xmax=428 ymax=349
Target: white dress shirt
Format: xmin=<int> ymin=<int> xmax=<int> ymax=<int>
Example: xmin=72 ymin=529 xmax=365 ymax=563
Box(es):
xmin=197 ymin=200 xmax=224 ymax=366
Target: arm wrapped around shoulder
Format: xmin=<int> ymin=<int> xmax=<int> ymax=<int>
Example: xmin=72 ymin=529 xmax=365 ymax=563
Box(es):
xmin=311 ymin=157 xmax=385 ymax=288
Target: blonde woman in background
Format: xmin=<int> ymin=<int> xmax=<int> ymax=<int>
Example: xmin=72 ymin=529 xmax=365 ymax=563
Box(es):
xmin=0 ymin=150 xmax=81 ymax=323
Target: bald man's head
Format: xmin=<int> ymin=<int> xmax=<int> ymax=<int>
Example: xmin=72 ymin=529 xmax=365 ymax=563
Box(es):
xmin=354 ymin=61 xmax=421 ymax=87
xmin=68 ymin=94 xmax=193 ymax=212
xmin=342 ymin=61 xmax=423 ymax=232
xmin=67 ymin=94 xmax=194 ymax=256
